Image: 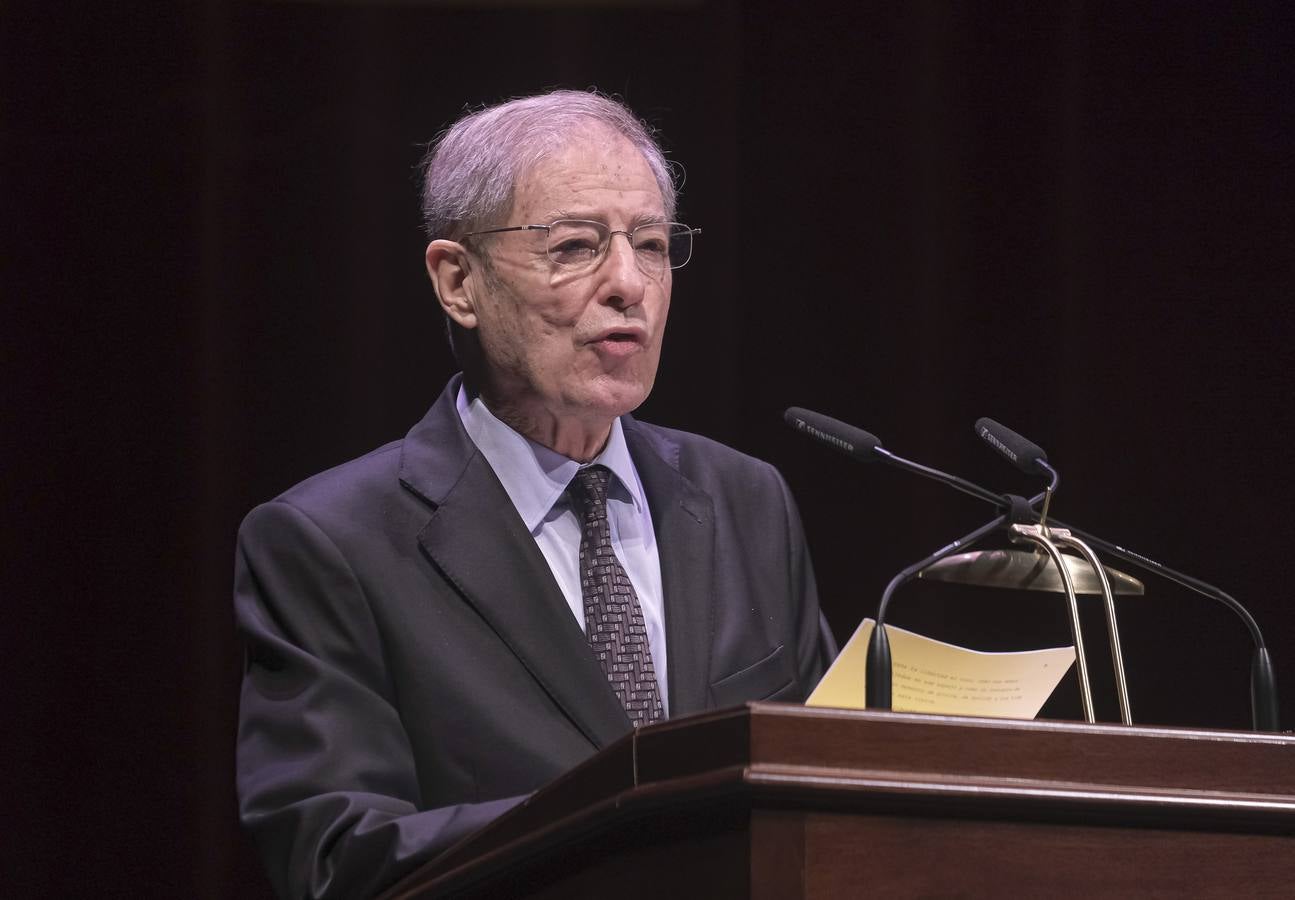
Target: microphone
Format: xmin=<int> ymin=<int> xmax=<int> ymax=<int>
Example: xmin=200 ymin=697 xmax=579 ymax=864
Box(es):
xmin=785 ymin=408 xmax=1042 ymax=712
xmin=976 ymin=417 xmax=1049 ymax=475
xmin=784 ymin=408 xmax=1015 ymax=510
xmin=974 ymin=417 xmax=1281 ymax=732
xmin=783 ymin=407 xmax=880 ymax=464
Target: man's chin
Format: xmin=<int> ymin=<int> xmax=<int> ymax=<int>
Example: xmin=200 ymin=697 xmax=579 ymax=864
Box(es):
xmin=575 ymin=376 xmax=654 ymax=421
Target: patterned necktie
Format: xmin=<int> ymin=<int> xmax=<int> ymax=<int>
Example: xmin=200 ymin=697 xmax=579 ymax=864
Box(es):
xmin=567 ymin=465 xmax=664 ymax=728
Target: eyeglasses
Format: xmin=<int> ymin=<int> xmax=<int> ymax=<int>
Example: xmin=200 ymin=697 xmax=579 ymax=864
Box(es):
xmin=462 ymin=219 xmax=700 ymax=278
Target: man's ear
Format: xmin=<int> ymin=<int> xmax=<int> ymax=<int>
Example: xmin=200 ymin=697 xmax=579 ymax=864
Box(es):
xmin=425 ymin=240 xmax=480 ymax=330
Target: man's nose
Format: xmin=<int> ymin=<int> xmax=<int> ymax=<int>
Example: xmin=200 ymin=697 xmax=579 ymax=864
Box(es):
xmin=600 ymin=231 xmax=648 ymax=307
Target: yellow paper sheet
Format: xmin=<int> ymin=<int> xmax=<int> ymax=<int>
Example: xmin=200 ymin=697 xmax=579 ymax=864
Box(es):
xmin=807 ymin=618 xmax=1075 ymax=719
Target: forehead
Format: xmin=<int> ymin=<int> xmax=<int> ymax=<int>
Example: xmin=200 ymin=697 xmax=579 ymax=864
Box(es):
xmin=510 ymin=126 xmax=665 ymax=223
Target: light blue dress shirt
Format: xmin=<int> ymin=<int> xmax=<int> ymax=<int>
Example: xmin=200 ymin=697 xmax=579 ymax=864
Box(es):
xmin=456 ymin=385 xmax=669 ymax=712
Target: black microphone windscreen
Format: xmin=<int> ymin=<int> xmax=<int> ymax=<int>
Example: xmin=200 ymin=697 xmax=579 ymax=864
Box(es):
xmin=784 ymin=407 xmax=881 ymax=463
xmin=975 ymin=417 xmax=1048 ymax=474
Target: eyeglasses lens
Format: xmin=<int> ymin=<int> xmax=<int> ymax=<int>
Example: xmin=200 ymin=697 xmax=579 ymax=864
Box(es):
xmin=544 ymin=221 xmax=693 ymax=274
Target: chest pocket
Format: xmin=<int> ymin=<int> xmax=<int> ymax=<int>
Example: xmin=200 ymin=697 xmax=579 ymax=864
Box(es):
xmin=709 ymin=644 xmax=794 ymax=708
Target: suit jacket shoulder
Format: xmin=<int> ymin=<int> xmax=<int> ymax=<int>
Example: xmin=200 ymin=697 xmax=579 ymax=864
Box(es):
xmin=626 ymin=417 xmax=797 ymax=512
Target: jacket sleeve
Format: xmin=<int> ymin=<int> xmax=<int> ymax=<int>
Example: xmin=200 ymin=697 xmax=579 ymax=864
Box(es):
xmin=234 ymin=500 xmax=525 ymax=900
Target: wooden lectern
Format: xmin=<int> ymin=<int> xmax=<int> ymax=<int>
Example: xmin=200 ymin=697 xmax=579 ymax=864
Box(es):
xmin=379 ymin=704 xmax=1295 ymax=898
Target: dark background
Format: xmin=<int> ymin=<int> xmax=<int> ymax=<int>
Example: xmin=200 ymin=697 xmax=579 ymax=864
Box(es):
xmin=6 ymin=1 xmax=1293 ymax=895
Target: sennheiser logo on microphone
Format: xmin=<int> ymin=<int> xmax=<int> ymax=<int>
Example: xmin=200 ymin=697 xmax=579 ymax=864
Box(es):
xmin=799 ymin=419 xmax=855 ymax=454
xmin=980 ymin=427 xmax=1018 ymax=462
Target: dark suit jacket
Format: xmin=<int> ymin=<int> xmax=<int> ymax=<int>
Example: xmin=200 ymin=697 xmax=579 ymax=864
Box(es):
xmin=235 ymin=377 xmax=834 ymax=899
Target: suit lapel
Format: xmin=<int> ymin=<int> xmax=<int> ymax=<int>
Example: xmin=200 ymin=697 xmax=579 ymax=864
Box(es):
xmin=400 ymin=379 xmax=630 ymax=750
xmin=624 ymin=419 xmax=716 ymax=718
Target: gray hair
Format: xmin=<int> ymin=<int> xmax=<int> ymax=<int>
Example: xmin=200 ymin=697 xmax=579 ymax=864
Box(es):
xmin=418 ymin=90 xmax=678 ymax=241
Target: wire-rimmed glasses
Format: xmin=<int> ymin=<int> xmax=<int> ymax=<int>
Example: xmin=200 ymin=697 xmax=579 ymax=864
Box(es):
xmin=462 ymin=219 xmax=700 ymax=278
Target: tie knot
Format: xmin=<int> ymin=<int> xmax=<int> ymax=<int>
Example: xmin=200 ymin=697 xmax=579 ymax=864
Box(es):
xmin=568 ymin=464 xmax=611 ymax=517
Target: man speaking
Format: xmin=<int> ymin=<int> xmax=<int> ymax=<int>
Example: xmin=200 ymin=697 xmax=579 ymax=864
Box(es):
xmin=234 ymin=90 xmax=834 ymax=899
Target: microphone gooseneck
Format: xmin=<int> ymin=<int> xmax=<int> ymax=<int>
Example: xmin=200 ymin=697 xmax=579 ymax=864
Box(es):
xmin=783 ymin=408 xmax=1024 ymax=510
xmin=974 ymin=417 xmax=1281 ymax=732
xmin=1041 ymin=518 xmax=1279 ymax=731
xmin=785 ymin=406 xmax=1281 ymax=730
xmin=784 ymin=408 xmax=1044 ymax=712
xmin=866 ymin=514 xmax=1009 ymax=709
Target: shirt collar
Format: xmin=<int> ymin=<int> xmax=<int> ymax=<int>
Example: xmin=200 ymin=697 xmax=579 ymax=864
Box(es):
xmin=456 ymin=384 xmax=646 ymax=533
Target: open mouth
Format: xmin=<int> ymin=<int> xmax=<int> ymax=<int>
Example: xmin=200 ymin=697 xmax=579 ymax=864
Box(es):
xmin=589 ymin=326 xmax=647 ymax=345
xmin=588 ymin=328 xmax=646 ymax=356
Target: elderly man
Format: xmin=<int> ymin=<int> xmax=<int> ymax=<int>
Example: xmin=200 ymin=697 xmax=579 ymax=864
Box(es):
xmin=235 ymin=90 xmax=834 ymax=899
